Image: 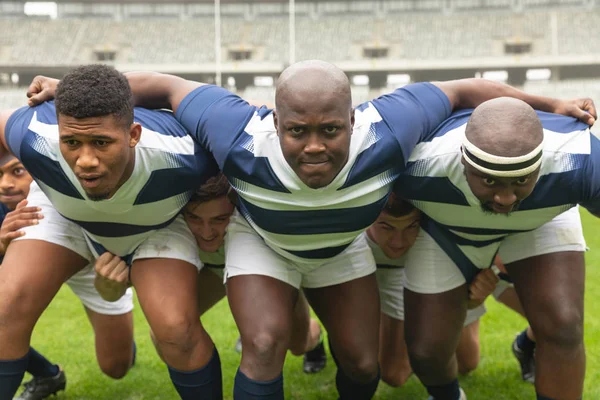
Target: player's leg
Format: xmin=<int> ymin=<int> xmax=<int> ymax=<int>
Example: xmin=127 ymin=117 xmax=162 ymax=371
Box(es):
xmin=84 ymin=308 xmax=134 ymax=379
xmin=499 ymin=207 xmax=586 ymax=399
xmin=0 ymin=184 xmax=91 ymax=398
xmin=375 ymin=267 xmax=411 ymax=387
xmin=379 ymin=315 xmax=411 ymax=387
xmin=150 ymin=268 xmax=226 ymax=363
xmin=288 ymin=291 xmax=315 ymax=356
xmin=506 ymin=252 xmax=584 ymax=399
xmin=227 ymin=275 xmax=297 ymax=398
xmin=288 ymin=291 xmax=326 ymax=374
xmin=455 ymin=321 xmax=481 ymax=376
xmin=403 ymin=230 xmax=468 ymax=400
xmin=0 ymin=240 xmax=89 ymax=398
xmin=66 ymin=263 xmax=135 ymax=379
xmin=224 ymin=214 xmax=299 ymax=399
xmin=303 ymin=234 xmax=381 ymax=400
xmin=131 ymin=216 xmax=222 ymax=399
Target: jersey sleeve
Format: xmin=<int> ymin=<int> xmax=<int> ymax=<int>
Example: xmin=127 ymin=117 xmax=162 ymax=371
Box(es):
xmin=175 ymin=85 xmax=264 ymax=168
xmin=4 ymin=105 xmax=38 ymax=160
xmin=579 ymin=132 xmax=600 ymax=216
xmin=368 ymin=83 xmax=452 ymax=163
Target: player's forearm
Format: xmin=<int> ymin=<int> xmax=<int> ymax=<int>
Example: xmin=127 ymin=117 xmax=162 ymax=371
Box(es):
xmin=124 ymin=71 xmax=203 ymax=113
xmin=437 ymin=78 xmax=560 ymax=112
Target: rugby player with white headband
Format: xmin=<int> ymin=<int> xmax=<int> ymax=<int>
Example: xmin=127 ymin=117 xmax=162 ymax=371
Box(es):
xmin=394 ymin=97 xmax=597 ymax=400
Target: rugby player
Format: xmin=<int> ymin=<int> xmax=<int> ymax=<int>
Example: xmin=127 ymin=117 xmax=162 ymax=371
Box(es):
xmin=396 ymin=98 xmax=596 ymax=400
xmin=95 ymin=173 xmax=328 ymax=374
xmin=0 ymin=158 xmax=136 ymax=399
xmin=0 ymin=64 xmax=221 ymax=399
xmin=28 ymin=61 xmax=595 ymax=399
xmin=366 ymin=194 xmax=498 ymax=388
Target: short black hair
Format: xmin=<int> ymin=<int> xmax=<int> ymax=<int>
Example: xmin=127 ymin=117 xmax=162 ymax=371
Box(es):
xmin=55 ymin=64 xmax=133 ymax=127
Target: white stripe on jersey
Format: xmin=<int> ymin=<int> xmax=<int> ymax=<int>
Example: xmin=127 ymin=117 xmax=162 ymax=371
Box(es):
xmin=24 ymin=110 xmax=200 ymax=257
xmin=230 ymin=105 xmax=395 ymax=261
xmin=403 ymin=120 xmax=589 ymax=269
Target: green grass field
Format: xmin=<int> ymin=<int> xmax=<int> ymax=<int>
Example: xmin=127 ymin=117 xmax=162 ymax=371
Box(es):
xmin=23 ymin=210 xmax=600 ymax=399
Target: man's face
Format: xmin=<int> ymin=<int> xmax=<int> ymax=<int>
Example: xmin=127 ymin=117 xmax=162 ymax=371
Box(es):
xmin=183 ymin=196 xmax=235 ymax=253
xmin=0 ymin=157 xmax=33 ymax=210
xmin=462 ymin=160 xmax=539 ymax=215
xmin=367 ymin=208 xmax=421 ymax=259
xmin=274 ymin=90 xmax=353 ymax=189
xmin=58 ymin=114 xmax=140 ymax=201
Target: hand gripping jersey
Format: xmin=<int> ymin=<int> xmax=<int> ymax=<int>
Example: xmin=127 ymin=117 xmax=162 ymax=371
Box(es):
xmin=176 ymin=84 xmax=451 ymax=262
xmin=5 ymin=102 xmax=218 ymax=258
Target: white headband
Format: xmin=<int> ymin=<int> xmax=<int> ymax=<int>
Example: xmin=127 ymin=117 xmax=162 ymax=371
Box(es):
xmin=462 ymin=136 xmax=544 ymax=178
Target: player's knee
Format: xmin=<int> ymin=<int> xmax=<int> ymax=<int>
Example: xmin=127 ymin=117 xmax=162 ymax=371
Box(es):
xmin=380 ymin=365 xmax=411 ymax=387
xmin=245 ymin=330 xmax=288 ymax=365
xmin=458 ymin=356 xmax=480 ymax=375
xmin=339 ymin=351 xmax=379 ymax=383
xmin=98 ymin=357 xmax=131 ymax=380
xmin=288 ymin=343 xmax=305 ymax=357
xmin=152 ymin=316 xmax=196 ymax=355
xmin=535 ymin=305 xmax=583 ymax=349
xmin=0 ymin=283 xmax=39 ymax=330
xmin=407 ymin=341 xmax=451 ymax=377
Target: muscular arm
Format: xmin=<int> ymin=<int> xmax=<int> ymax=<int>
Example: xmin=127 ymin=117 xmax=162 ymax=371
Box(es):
xmin=123 ymin=71 xmax=205 ymax=113
xmin=434 ymin=79 xmax=596 ymax=125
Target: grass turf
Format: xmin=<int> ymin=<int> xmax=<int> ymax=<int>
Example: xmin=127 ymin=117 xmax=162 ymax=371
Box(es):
xmin=22 ymin=209 xmax=599 ymax=399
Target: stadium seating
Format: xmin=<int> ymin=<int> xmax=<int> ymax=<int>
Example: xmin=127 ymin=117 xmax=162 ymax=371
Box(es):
xmin=0 ymin=6 xmax=598 ymax=65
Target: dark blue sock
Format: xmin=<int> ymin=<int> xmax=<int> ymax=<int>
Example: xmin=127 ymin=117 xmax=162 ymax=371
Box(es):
xmin=26 ymin=347 xmax=59 ymax=378
xmin=0 ymin=353 xmax=30 ymax=399
xmin=233 ymin=368 xmax=283 ymax=400
xmin=536 ymin=395 xmax=556 ymax=400
xmin=168 ymin=347 xmax=223 ymax=400
xmin=426 ymin=379 xmax=461 ymax=400
xmin=516 ymin=329 xmax=536 ymax=355
xmin=131 ymin=341 xmax=137 ymax=367
xmin=336 ymin=366 xmax=380 ymax=400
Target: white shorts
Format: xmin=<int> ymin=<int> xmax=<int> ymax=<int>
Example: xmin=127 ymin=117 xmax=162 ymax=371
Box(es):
xmin=404 ymin=207 xmax=586 ymax=294
xmin=67 ymin=263 xmax=134 ymax=315
xmin=492 ymin=278 xmax=513 ymax=300
xmin=224 ymin=212 xmax=376 ymax=289
xmin=375 ymin=267 xmax=486 ymax=326
xmin=18 ymin=182 xmax=201 ymax=270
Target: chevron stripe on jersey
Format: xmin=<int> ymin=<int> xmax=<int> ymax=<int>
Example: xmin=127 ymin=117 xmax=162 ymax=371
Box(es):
xmin=176 ymin=83 xmax=452 ymax=261
xmin=5 ymin=102 xmax=218 ymax=257
xmin=395 ymin=109 xmax=600 ymax=276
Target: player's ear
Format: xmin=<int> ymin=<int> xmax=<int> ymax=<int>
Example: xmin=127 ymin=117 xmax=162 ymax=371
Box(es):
xmin=350 ymin=108 xmax=355 ymax=133
xmin=128 ymin=123 xmax=142 ymax=147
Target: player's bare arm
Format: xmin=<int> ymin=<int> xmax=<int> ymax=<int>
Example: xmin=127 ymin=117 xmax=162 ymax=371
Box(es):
xmin=27 ymin=73 xmax=205 ymax=114
xmin=433 ymin=79 xmax=596 ymax=125
xmin=94 ymin=252 xmax=130 ymax=302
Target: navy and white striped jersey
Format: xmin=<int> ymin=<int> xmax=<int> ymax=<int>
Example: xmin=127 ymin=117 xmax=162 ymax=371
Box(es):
xmin=5 ymin=102 xmax=218 ymax=258
xmin=176 ymin=84 xmax=451 ymax=261
xmin=364 ymin=231 xmax=406 ymax=269
xmin=395 ymin=109 xmax=600 ymax=280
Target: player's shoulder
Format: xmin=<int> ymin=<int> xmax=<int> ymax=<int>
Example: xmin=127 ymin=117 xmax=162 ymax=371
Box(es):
xmin=6 ymin=101 xmax=57 ymax=130
xmin=133 ymin=107 xmax=189 ymax=137
xmin=536 ymin=111 xmax=590 ymax=134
